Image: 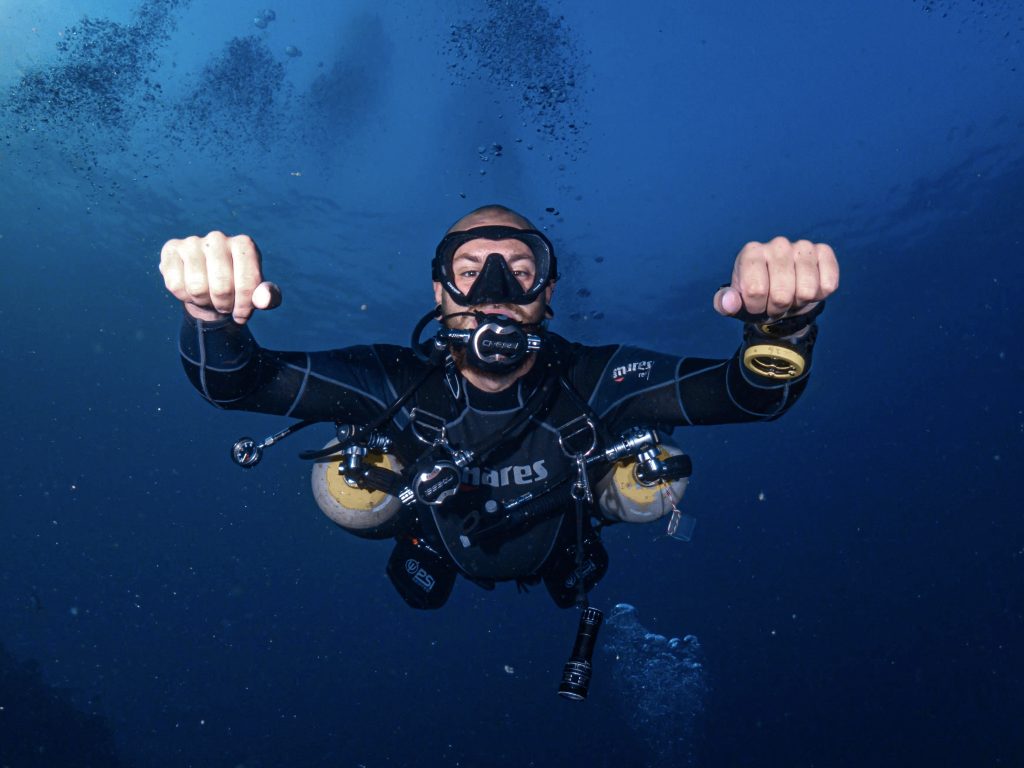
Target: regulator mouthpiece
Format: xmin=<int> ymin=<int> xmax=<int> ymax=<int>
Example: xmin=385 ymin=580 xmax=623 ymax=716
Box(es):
xmin=412 ymin=309 xmax=543 ymax=373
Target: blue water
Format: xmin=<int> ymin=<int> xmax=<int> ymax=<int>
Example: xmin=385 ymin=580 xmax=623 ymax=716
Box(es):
xmin=1 ymin=1 xmax=1022 ymax=765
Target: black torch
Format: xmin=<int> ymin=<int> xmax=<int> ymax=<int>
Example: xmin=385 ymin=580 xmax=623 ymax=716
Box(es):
xmin=557 ymin=606 xmax=604 ymax=701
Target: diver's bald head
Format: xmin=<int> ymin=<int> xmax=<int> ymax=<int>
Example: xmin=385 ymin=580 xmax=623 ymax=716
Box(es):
xmin=447 ymin=204 xmax=535 ymax=233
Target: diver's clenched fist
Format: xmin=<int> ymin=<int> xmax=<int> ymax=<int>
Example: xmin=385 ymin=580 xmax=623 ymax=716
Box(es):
xmin=713 ymin=237 xmax=839 ymax=320
xmin=159 ymin=232 xmax=281 ymax=324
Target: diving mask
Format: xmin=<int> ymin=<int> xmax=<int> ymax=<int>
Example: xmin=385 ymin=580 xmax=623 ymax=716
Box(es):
xmin=432 ymin=225 xmax=558 ymax=306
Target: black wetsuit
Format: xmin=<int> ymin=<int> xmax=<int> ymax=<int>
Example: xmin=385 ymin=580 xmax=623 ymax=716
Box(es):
xmin=179 ymin=313 xmax=815 ymax=604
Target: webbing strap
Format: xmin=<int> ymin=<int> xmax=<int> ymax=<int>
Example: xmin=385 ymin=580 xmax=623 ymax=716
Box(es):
xmin=409 ymin=350 xmax=563 ymax=465
xmin=574 ymin=494 xmax=587 ymax=607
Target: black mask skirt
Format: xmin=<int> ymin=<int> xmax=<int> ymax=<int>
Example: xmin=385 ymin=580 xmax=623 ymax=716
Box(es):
xmin=432 ymin=225 xmax=558 ymax=306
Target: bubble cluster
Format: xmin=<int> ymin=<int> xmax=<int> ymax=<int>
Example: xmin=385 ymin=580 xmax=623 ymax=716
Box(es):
xmin=4 ymin=0 xmax=188 ymax=153
xmin=913 ymin=0 xmax=1024 ymax=61
xmin=603 ymin=603 xmax=708 ymax=766
xmin=299 ymin=14 xmax=391 ymax=154
xmin=173 ymin=36 xmax=288 ymax=152
xmin=253 ymin=8 xmax=276 ymax=29
xmin=447 ymin=0 xmax=587 ymax=158
xmin=0 ymin=4 xmax=394 ymax=170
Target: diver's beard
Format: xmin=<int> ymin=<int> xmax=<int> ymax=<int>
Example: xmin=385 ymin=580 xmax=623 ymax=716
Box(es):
xmin=439 ymin=296 xmax=546 ymax=382
xmin=449 ymin=345 xmax=536 ymax=381
xmin=444 ymin=309 xmax=548 ymax=382
xmin=446 ymin=313 xmax=541 ymax=378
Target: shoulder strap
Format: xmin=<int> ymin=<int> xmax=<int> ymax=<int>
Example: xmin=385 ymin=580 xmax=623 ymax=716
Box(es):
xmin=407 ymin=351 xmax=563 ymax=464
xmin=545 ymin=335 xmax=615 ymax=448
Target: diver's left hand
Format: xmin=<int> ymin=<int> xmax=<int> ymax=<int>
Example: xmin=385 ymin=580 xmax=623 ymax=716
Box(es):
xmin=713 ymin=237 xmax=839 ymax=319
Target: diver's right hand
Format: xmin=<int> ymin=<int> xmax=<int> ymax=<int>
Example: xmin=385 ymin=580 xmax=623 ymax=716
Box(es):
xmin=159 ymin=232 xmax=282 ymax=324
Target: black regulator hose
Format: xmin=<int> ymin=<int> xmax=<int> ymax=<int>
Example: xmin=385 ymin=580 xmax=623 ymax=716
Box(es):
xmin=411 ymin=306 xmax=443 ymax=363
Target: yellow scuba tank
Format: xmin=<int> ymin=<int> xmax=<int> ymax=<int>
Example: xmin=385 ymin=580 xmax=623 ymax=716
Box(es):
xmin=595 ymin=443 xmax=689 ymax=524
xmin=311 ymin=439 xmax=404 ymax=532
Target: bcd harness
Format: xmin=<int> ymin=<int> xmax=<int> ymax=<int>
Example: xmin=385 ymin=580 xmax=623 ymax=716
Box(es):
xmin=231 ymin=337 xmax=692 ymax=609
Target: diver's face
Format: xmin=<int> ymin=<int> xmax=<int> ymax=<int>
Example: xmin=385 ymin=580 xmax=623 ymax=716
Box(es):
xmin=433 ymin=236 xmax=553 ymax=329
xmin=451 ymin=238 xmax=538 ymax=296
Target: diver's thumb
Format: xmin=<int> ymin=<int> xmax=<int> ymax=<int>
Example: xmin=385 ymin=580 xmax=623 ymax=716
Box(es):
xmin=713 ymin=285 xmax=742 ymax=317
xmin=252 ymin=281 xmax=283 ymax=311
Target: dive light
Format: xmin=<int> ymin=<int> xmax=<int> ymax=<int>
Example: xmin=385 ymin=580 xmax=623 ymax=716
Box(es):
xmin=558 ymin=606 xmax=604 ymax=701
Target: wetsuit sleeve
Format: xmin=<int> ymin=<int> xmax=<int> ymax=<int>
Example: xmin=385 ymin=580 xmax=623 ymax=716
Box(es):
xmin=177 ymin=313 xmax=405 ymax=423
xmin=584 ymin=325 xmax=818 ymax=432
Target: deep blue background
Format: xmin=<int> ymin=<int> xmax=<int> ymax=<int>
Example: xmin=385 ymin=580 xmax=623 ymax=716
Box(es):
xmin=1 ymin=1 xmax=1022 ymax=766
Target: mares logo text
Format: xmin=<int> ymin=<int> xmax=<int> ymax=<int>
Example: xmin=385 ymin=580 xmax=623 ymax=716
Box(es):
xmin=612 ymin=360 xmax=653 ymax=383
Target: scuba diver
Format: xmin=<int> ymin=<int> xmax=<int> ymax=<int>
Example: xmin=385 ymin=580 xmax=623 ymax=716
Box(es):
xmin=159 ymin=204 xmax=839 ymax=617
